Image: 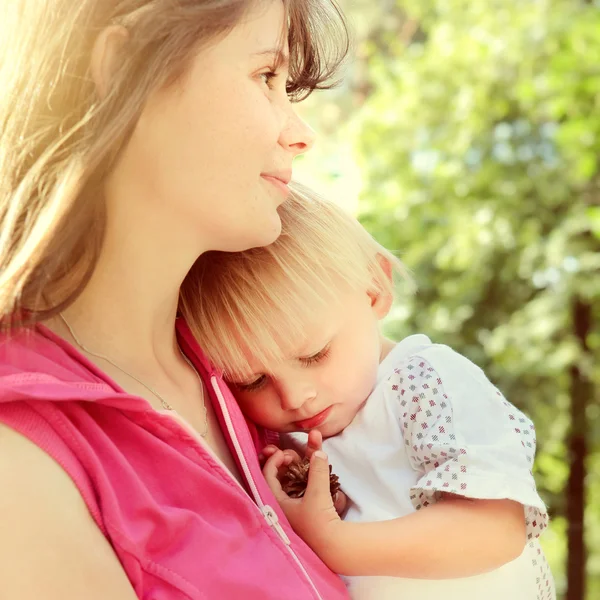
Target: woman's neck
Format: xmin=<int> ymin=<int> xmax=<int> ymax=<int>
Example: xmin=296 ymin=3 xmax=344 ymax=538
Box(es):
xmin=51 ymin=158 xmax=211 ymax=371
xmin=55 ymin=218 xmax=200 ymax=372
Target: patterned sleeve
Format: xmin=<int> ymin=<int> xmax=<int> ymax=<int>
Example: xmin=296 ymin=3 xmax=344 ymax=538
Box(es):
xmin=389 ymin=352 xmax=548 ymax=541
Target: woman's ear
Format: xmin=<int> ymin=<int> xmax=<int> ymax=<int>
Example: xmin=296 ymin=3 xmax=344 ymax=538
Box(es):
xmin=368 ymin=254 xmax=394 ymax=320
xmin=90 ymin=26 xmax=129 ymax=99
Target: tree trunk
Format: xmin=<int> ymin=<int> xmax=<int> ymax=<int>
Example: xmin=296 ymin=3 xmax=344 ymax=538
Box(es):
xmin=566 ymin=298 xmax=591 ymax=600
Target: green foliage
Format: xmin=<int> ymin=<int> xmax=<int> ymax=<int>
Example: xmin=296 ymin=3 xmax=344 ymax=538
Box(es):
xmin=300 ymin=1 xmax=600 ymax=598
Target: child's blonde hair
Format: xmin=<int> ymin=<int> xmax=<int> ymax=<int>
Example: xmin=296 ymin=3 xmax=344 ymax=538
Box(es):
xmin=181 ymin=184 xmax=411 ymax=380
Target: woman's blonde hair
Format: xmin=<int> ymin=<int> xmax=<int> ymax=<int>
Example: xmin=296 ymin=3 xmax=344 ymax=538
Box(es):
xmin=0 ymin=0 xmax=349 ymax=326
xmin=181 ymin=184 xmax=412 ymax=380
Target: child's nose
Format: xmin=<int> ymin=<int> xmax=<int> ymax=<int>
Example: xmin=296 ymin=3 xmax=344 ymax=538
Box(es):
xmin=278 ymin=379 xmax=317 ymax=412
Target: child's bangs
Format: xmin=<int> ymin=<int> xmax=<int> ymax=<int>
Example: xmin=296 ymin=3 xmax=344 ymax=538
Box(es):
xmin=197 ymin=246 xmax=370 ymax=382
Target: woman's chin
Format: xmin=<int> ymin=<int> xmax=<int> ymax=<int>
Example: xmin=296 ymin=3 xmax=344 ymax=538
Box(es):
xmin=238 ymin=215 xmax=282 ymax=251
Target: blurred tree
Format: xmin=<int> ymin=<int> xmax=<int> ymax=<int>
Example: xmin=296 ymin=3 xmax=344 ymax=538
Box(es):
xmin=299 ymin=1 xmax=600 ymax=598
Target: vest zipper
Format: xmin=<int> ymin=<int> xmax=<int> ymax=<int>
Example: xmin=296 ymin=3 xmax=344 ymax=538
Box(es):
xmin=211 ymin=376 xmax=324 ymax=600
xmin=262 ymin=505 xmax=291 ymax=544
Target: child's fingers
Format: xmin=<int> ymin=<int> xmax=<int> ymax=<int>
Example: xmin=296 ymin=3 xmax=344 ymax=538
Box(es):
xmin=281 ymin=449 xmax=301 ymax=464
xmin=275 ymin=450 xmax=300 ymax=479
xmin=304 ymin=450 xmax=335 ymax=509
xmin=258 ymin=444 xmax=280 ymax=464
xmin=262 ymin=451 xmax=292 ymax=504
xmin=305 ymin=429 xmax=323 ymax=460
xmin=263 ymin=445 xmax=279 ymax=457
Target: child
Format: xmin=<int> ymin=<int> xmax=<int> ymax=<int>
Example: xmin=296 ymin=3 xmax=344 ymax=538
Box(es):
xmin=182 ymin=184 xmax=556 ymax=600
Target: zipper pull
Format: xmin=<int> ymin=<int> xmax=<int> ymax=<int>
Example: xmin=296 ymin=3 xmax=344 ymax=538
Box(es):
xmin=262 ymin=505 xmax=291 ymax=545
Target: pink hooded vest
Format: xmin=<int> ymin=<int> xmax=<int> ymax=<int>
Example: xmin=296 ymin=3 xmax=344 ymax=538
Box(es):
xmin=0 ymin=320 xmax=349 ymax=600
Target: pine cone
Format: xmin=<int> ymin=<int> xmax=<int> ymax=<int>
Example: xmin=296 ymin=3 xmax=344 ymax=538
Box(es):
xmin=280 ymin=457 xmax=341 ymax=499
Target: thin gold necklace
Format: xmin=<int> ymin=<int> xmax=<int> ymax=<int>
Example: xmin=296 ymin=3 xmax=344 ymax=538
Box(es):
xmin=59 ymin=313 xmax=209 ymax=437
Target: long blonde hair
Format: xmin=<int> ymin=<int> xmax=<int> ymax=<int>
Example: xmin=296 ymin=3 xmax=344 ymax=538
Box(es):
xmin=0 ymin=0 xmax=349 ymax=327
xmin=181 ymin=184 xmax=412 ymax=380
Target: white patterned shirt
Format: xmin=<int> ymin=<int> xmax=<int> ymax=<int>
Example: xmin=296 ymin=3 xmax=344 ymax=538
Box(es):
xmin=287 ymin=334 xmax=555 ymax=600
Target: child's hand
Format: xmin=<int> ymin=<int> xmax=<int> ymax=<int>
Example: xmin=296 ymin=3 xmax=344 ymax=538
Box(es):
xmin=259 ymin=431 xmax=322 ymax=466
xmin=262 ymin=446 xmax=342 ymax=556
xmin=260 ymin=431 xmax=348 ymax=515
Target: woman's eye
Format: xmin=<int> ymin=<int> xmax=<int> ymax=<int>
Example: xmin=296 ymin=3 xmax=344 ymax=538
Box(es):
xmin=299 ymin=345 xmax=331 ymax=367
xmin=236 ymin=375 xmax=267 ymax=393
xmin=259 ymin=70 xmax=278 ymax=88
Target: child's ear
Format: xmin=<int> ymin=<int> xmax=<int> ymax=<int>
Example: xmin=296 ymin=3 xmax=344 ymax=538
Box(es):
xmin=368 ymin=255 xmax=394 ymax=320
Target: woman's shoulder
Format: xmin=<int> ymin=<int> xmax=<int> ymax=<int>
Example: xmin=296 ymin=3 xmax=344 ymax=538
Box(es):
xmin=0 ymin=421 xmax=139 ymax=600
xmin=0 ymin=328 xmax=127 ymax=544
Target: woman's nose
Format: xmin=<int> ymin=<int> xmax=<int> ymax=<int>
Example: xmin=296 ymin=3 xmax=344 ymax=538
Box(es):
xmin=279 ymin=106 xmax=316 ymax=157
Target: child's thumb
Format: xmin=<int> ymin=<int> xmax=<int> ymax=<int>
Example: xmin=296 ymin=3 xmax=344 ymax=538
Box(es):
xmin=305 ymin=450 xmax=334 ymax=507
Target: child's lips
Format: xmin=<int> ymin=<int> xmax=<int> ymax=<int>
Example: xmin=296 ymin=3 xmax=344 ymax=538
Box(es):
xmin=294 ymin=406 xmax=333 ymax=431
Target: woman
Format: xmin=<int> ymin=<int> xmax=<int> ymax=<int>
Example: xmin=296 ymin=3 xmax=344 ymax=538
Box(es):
xmin=0 ymin=1 xmax=350 ymax=598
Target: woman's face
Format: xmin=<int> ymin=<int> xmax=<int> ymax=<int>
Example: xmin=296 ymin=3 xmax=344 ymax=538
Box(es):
xmin=111 ymin=0 xmax=315 ymax=254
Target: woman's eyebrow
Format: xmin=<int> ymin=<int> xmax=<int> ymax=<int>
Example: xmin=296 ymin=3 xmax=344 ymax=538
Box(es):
xmin=253 ymin=48 xmax=290 ymax=68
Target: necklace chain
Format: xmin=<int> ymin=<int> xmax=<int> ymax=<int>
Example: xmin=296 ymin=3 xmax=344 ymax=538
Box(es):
xmin=59 ymin=313 xmax=209 ymax=437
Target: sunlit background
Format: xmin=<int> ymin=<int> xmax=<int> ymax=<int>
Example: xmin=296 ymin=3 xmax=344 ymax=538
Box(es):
xmin=294 ymin=1 xmax=600 ymax=599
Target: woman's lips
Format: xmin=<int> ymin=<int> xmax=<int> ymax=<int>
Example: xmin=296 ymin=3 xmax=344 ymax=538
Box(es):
xmin=294 ymin=406 xmax=333 ymax=430
xmin=261 ymin=174 xmax=290 ymax=196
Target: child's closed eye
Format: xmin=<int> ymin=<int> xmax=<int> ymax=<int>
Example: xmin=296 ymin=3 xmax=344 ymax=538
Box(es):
xmin=231 ymin=344 xmax=331 ymax=392
xmin=235 ymin=374 xmax=268 ymax=393
xmin=299 ymin=344 xmax=331 ymax=367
